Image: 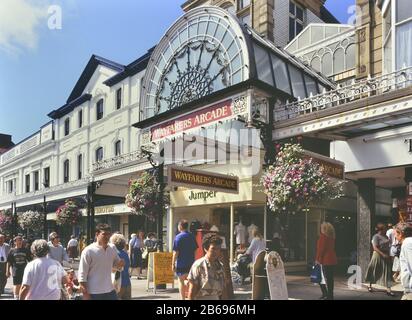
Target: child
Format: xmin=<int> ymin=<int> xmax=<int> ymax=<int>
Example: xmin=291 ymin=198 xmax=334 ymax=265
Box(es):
xmin=65 ymin=269 xmax=80 ymax=299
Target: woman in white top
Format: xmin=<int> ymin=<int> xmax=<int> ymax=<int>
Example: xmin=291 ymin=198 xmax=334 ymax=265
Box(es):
xmin=245 ymin=228 xmax=266 ymax=263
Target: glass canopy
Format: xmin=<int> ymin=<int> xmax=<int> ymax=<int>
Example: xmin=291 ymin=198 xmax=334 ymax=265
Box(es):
xmin=140 ymin=6 xmax=335 ymax=120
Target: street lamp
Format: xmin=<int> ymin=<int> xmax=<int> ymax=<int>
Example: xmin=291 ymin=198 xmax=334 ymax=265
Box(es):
xmin=42 ymin=182 xmax=48 ymax=240
xmin=141 ymin=146 xmax=165 ymax=252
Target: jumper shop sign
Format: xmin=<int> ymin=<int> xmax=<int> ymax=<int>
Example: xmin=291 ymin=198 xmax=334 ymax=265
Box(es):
xmin=140 ymin=95 xmax=248 ymax=145
xmin=168 ymin=166 xmax=239 ymax=194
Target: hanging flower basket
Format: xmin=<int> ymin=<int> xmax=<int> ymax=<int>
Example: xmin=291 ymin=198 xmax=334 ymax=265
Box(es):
xmin=19 ymin=211 xmax=45 ymax=234
xmin=125 ymin=171 xmax=169 ymax=221
xmin=0 ymin=209 xmax=14 ymax=237
xmin=56 ymin=199 xmax=82 ymax=226
xmin=261 ymin=143 xmax=345 ymax=213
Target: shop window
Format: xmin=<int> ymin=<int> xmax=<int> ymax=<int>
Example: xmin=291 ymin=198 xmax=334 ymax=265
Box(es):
xmin=268 ymin=212 xmax=306 ymax=263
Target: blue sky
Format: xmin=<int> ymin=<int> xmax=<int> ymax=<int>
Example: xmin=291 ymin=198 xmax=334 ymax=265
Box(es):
xmin=0 ymin=0 xmax=354 ymax=144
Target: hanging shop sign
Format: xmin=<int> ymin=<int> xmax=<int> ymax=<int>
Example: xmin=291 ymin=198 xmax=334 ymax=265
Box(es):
xmin=168 ymin=165 xmax=239 ymax=194
xmin=305 ymin=151 xmax=345 ymax=180
xmin=140 ymin=95 xmax=248 ymax=145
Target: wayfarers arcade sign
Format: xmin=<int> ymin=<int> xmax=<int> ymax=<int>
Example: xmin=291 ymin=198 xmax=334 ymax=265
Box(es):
xmin=140 ymin=95 xmax=248 ymax=146
xmin=168 ymin=165 xmax=239 ymax=194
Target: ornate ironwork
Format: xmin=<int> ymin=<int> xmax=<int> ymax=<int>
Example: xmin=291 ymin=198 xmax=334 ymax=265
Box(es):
xmin=92 ymin=150 xmax=145 ymax=172
xmin=275 ymin=67 xmax=412 ymax=122
xmin=155 ymin=40 xmax=230 ymax=112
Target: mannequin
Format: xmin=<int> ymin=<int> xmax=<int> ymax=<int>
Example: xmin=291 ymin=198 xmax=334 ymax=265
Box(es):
xmin=247 ymin=221 xmax=258 ymax=244
xmin=234 ymin=218 xmax=246 ymax=250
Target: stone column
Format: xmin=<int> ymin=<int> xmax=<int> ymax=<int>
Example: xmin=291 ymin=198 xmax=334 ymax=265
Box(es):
xmin=357 ymin=178 xmax=375 ymax=281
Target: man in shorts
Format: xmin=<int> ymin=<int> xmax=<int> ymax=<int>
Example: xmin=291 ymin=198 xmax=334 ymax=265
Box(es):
xmin=172 ymin=220 xmax=197 ymax=300
xmin=7 ymin=236 xmax=32 ymax=299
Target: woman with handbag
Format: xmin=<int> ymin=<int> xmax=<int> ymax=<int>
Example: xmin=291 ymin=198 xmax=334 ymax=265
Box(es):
xmin=315 ymin=222 xmax=337 ymax=300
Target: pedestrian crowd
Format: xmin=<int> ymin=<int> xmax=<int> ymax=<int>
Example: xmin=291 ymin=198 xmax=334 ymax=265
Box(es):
xmin=0 ymin=224 xmax=158 ymax=300
xmin=2 ymin=219 xmax=412 ymax=300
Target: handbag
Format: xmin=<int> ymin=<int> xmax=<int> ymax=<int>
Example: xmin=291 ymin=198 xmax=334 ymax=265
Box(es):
xmin=142 ymin=248 xmax=149 ymax=260
xmin=310 ymin=264 xmax=322 ymax=283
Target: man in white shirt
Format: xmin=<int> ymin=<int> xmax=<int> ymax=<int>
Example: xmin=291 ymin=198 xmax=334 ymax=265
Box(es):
xmin=0 ymin=234 xmax=11 ymax=295
xmin=78 ymin=223 xmax=125 ymax=300
xmin=19 ymin=239 xmax=67 ymax=300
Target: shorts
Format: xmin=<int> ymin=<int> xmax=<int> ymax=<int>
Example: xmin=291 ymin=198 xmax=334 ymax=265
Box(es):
xmin=176 ymin=267 xmax=191 ymax=277
xmin=13 ymin=270 xmax=24 ymax=286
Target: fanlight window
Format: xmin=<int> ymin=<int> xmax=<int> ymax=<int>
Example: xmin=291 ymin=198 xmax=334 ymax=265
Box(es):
xmin=141 ymin=8 xmax=249 ymax=119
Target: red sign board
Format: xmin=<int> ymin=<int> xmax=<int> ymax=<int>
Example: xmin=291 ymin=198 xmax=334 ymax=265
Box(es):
xmin=150 ymin=99 xmax=233 ymax=142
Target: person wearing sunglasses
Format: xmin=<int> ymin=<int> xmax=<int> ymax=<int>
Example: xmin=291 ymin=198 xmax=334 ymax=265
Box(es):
xmin=0 ymin=233 xmax=11 ymax=296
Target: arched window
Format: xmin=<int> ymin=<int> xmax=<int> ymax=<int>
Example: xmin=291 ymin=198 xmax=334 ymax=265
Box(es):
xmin=96 ymin=99 xmax=104 ymax=120
xmin=346 ymin=44 xmax=356 ymax=70
xmin=64 ymin=118 xmax=70 ymax=136
xmin=78 ymin=154 xmax=83 ymax=179
xmin=96 ymin=147 xmax=104 ymax=162
xmin=115 ymin=140 xmax=121 ymax=156
xmin=333 ymin=48 xmax=345 ymax=74
xmin=322 ymin=52 xmax=333 ymax=76
xmin=63 ymin=159 xmax=70 ymax=183
xmin=310 ymin=56 xmax=321 ymax=72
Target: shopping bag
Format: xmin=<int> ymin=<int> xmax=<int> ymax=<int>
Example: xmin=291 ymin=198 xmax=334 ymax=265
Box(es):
xmin=310 ymin=264 xmax=322 ymax=283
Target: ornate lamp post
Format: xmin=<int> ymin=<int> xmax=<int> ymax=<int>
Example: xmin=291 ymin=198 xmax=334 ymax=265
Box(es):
xmin=141 ymin=146 xmax=165 ymax=252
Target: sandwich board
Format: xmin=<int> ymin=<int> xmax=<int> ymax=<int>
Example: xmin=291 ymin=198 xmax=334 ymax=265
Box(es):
xmin=266 ymin=251 xmax=288 ymax=300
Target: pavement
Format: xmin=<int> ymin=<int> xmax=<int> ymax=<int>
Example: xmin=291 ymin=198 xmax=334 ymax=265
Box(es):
xmin=0 ymin=260 xmax=405 ymax=300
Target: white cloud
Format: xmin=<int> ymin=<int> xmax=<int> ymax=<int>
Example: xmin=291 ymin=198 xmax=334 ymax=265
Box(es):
xmin=0 ymin=0 xmax=50 ymax=55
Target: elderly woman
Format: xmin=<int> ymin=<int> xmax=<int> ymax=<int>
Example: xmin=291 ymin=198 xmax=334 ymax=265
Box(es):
xmin=19 ymin=239 xmax=67 ymax=300
xmin=365 ymin=223 xmax=394 ymax=296
xmin=110 ymin=233 xmax=131 ymax=300
xmin=315 ymin=222 xmax=337 ymax=300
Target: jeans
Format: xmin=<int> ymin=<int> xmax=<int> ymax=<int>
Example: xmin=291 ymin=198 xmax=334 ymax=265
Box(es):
xmin=90 ymin=290 xmax=118 ymax=300
xmin=319 ymin=265 xmax=335 ymax=300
